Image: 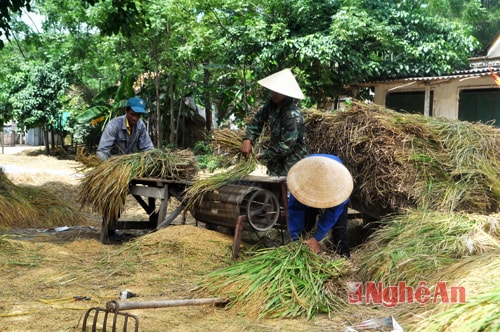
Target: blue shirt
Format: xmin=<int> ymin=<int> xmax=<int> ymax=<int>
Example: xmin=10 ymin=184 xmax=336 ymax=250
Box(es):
xmin=288 ymin=154 xmax=349 ymax=241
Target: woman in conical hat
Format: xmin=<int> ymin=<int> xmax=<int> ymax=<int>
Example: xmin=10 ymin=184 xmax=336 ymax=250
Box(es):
xmin=287 ymin=154 xmax=354 ymax=257
xmin=241 ymin=69 xmax=308 ymax=176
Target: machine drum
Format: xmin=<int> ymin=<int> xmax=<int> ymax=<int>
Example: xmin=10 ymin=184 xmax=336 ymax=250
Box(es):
xmin=245 ymin=188 xmax=280 ymax=231
xmin=191 ymin=184 xmax=280 ymax=231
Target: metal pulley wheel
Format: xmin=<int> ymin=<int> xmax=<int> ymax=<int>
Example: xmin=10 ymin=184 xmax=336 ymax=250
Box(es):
xmin=245 ymin=188 xmax=280 ymax=231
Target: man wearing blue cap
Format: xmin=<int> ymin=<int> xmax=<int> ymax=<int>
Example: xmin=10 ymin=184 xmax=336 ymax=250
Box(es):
xmin=96 ymin=97 xmax=154 ymax=161
xmin=96 ymin=97 xmax=154 ymax=243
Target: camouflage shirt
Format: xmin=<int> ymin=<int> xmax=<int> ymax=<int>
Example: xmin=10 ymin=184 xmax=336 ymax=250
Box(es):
xmin=244 ymin=97 xmax=308 ymax=176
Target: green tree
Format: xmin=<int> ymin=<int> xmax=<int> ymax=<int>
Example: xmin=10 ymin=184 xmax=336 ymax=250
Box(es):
xmin=9 ymin=64 xmax=69 ymax=154
xmin=0 ymin=0 xmax=31 ymax=48
xmin=425 ymin=0 xmax=500 ymax=50
xmin=1 ymin=0 xmax=493 ymax=147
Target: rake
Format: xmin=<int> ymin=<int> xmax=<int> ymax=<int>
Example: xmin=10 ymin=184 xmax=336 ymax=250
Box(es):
xmin=81 ymin=297 xmax=227 ymax=331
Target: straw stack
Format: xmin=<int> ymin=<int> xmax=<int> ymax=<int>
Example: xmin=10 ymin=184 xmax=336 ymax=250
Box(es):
xmin=354 ymin=210 xmax=500 ymax=285
xmin=303 ymin=100 xmax=499 ymax=215
xmin=410 ymin=250 xmax=500 ymax=332
xmin=0 ymin=169 xmax=85 ymax=227
xmin=78 ymin=149 xmax=198 ymax=221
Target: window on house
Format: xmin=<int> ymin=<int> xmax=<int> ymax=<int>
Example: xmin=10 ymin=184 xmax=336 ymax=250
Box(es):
xmin=386 ymin=91 xmax=433 ymax=116
xmin=459 ymin=89 xmax=500 ymax=127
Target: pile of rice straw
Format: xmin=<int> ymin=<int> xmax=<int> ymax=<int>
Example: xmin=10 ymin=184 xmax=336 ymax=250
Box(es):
xmin=195 ymin=242 xmax=353 ymax=319
xmin=0 ymin=169 xmax=85 ymax=228
xmin=408 ymin=250 xmax=500 ymax=332
xmin=354 ymin=209 xmax=499 ymax=286
xmin=78 ymin=148 xmax=198 ymax=221
xmin=303 ymin=100 xmax=499 ymax=215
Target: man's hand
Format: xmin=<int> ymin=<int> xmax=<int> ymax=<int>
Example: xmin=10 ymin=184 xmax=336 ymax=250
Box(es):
xmin=304 ymin=237 xmax=320 ymax=254
xmin=241 ymin=139 xmax=252 ymax=159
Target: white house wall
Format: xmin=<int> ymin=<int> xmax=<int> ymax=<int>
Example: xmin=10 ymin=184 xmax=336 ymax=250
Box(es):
xmin=372 ymin=75 xmax=498 ymax=120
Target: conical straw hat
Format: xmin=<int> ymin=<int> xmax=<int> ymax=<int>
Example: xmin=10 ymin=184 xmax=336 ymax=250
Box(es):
xmin=287 ymin=156 xmax=353 ymax=208
xmin=258 ymin=68 xmax=305 ymax=100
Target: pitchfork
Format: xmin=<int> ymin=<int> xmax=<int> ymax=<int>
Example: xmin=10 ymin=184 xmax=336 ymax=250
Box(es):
xmin=81 ymin=297 xmax=227 ymax=331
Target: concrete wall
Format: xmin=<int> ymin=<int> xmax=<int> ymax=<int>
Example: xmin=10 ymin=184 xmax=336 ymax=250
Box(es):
xmin=373 ymin=76 xmax=498 ymax=120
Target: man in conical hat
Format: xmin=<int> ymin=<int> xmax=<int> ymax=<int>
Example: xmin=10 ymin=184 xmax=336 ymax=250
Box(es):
xmin=287 ymin=154 xmax=354 ymax=257
xmin=241 ymin=68 xmax=308 ymax=176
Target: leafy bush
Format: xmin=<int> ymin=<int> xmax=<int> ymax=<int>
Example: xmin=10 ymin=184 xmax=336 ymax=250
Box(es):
xmin=193 ymin=140 xmax=233 ymax=172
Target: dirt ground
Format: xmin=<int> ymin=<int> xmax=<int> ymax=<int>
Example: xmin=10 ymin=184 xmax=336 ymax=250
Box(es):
xmin=0 ymin=146 xmax=397 ymax=332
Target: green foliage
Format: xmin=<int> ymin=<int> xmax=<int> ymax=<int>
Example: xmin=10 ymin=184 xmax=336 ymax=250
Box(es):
xmin=193 ymin=141 xmax=232 ymax=172
xmin=9 ymin=64 xmax=69 ymax=131
xmin=0 ymin=0 xmax=31 ymax=48
xmin=75 ymin=75 xmax=135 ymax=125
xmin=1 ymin=0 xmax=498 ymax=143
xmin=193 ymin=140 xmax=211 ymax=155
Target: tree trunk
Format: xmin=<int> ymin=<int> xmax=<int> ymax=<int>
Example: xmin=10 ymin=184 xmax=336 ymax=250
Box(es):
xmin=203 ymin=65 xmax=212 ymax=132
xmin=166 ymin=21 xmax=177 ymax=147
xmin=168 ymin=73 xmax=175 ymax=146
xmin=50 ymin=131 xmax=55 ymax=150
xmin=153 ymin=37 xmax=162 ymax=149
xmin=43 ymin=126 xmax=50 ymax=155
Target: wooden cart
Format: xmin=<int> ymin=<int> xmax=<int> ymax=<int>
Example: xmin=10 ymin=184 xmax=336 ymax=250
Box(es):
xmin=100 ymin=178 xmax=189 ymax=243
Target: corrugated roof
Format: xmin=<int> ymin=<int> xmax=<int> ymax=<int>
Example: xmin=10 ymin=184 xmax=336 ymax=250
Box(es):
xmin=360 ymin=66 xmax=499 ymax=86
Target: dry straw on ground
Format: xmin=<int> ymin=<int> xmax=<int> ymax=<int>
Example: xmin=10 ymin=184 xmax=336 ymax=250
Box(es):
xmin=0 ymin=169 xmax=86 ymax=228
xmin=353 ymin=210 xmax=500 ymax=286
xmin=407 ymin=250 xmax=500 ymax=332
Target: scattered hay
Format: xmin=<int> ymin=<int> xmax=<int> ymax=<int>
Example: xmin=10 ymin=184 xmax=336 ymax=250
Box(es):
xmin=0 ymin=170 xmax=86 ymax=228
xmin=75 ymin=146 xmax=101 ymax=170
xmin=354 ymin=210 xmax=499 ymax=286
xmin=407 ymin=250 xmax=500 ymax=332
xmin=78 ymin=149 xmax=198 ymax=221
xmin=303 ymin=100 xmax=500 ymax=215
xmin=124 ymin=225 xmax=234 ymax=270
xmin=195 ymin=242 xmax=353 ymax=320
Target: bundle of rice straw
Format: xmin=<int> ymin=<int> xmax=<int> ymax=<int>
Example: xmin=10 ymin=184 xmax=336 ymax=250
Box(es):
xmin=0 ymin=169 xmax=85 ymax=227
xmin=78 ymin=149 xmax=198 ymax=221
xmin=303 ymin=100 xmax=500 ymax=215
xmin=195 ymin=242 xmax=353 ymax=319
xmin=184 ymin=128 xmax=258 ymax=210
xmin=409 ymin=250 xmax=500 ymax=332
xmin=354 ymin=210 xmax=499 ymax=286
xmin=208 ymin=128 xmax=246 ymax=156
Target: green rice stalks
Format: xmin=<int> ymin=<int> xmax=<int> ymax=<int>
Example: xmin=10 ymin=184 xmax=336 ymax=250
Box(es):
xmin=355 ymin=210 xmax=500 ymax=286
xmin=184 ymin=155 xmax=257 ymax=211
xmin=184 ymin=128 xmax=260 ymax=211
xmin=195 ymin=242 xmax=353 ymax=319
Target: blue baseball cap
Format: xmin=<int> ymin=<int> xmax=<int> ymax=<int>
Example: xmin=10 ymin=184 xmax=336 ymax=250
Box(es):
xmin=126 ymin=97 xmax=147 ymax=113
